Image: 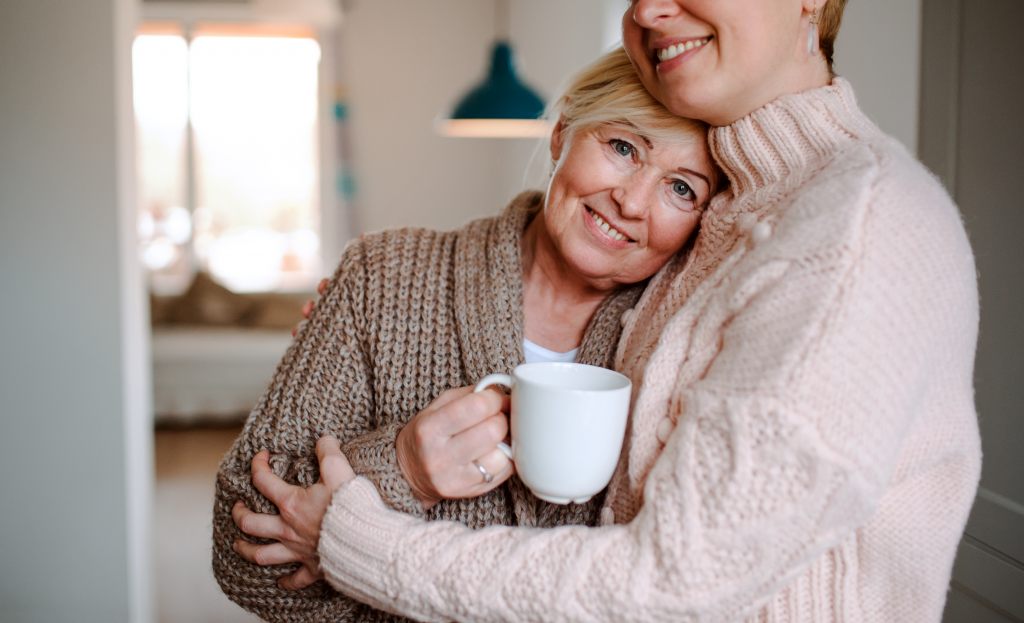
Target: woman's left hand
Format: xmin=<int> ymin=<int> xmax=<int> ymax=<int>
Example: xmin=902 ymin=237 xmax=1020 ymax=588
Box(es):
xmin=232 ymin=435 xmax=355 ymax=590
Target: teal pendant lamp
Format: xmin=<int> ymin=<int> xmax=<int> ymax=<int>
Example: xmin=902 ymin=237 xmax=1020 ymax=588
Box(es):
xmin=437 ymin=0 xmax=549 ymax=138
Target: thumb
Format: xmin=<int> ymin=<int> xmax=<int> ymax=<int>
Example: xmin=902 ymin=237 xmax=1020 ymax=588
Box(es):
xmin=316 ymin=435 xmax=355 ymax=491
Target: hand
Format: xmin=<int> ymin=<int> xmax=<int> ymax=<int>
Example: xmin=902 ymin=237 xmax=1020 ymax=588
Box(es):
xmin=292 ymin=278 xmax=330 ymax=337
xmin=396 ymin=386 xmax=513 ymax=510
xmin=232 ymin=436 xmax=355 ymax=590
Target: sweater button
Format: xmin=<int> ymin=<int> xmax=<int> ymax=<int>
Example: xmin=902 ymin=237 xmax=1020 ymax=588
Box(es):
xmin=736 ymin=212 xmax=758 ymax=233
xmin=620 ymin=308 xmax=635 ymax=328
xmin=600 ymin=507 xmax=615 ymax=525
xmin=656 ymin=417 xmax=674 ymax=444
xmin=752 ymin=221 xmax=772 ymax=243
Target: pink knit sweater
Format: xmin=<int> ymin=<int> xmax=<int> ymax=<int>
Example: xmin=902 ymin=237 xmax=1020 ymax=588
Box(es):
xmin=317 ymin=79 xmax=981 ymax=622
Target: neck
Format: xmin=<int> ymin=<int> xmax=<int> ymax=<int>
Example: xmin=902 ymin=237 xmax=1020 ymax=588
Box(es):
xmin=520 ymin=214 xmax=613 ymax=351
xmin=710 ymin=56 xmax=832 ymax=127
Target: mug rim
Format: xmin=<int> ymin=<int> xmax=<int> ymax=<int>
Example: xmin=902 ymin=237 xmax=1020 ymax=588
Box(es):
xmin=513 ymin=361 xmax=631 ymax=392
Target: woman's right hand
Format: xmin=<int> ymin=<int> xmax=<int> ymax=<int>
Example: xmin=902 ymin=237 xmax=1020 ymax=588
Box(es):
xmin=292 ymin=278 xmax=330 ymax=337
xmin=396 ymin=386 xmax=513 ymax=510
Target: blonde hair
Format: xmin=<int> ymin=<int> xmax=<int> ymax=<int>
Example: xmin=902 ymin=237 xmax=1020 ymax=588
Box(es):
xmin=819 ymin=0 xmax=848 ymax=73
xmin=550 ymin=47 xmax=707 ymax=148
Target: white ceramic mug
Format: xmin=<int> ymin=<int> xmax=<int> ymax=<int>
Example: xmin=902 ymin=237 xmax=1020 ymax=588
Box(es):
xmin=474 ymin=362 xmax=631 ymax=504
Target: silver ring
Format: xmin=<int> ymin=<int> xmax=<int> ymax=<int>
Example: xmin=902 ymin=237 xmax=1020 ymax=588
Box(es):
xmin=472 ymin=459 xmax=494 ymax=484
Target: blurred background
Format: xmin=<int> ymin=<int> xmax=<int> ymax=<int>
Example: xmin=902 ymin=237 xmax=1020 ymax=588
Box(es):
xmin=1 ymin=0 xmax=1020 ymax=621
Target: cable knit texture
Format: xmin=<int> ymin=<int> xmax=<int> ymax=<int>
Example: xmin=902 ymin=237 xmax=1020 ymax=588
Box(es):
xmin=211 ymin=191 xmax=643 ymax=622
xmin=317 ymin=79 xmax=982 ymax=622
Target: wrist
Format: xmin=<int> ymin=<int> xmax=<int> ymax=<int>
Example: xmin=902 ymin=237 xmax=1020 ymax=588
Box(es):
xmin=395 ymin=426 xmax=441 ymax=511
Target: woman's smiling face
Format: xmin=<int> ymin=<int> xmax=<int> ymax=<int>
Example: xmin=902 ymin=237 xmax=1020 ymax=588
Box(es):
xmin=622 ymin=0 xmax=821 ymax=125
xmin=543 ymin=121 xmax=716 ymax=289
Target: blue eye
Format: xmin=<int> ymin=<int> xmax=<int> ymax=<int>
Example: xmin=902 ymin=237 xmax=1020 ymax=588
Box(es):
xmin=609 ymin=138 xmax=636 ymax=158
xmin=672 ymin=179 xmax=694 ymax=199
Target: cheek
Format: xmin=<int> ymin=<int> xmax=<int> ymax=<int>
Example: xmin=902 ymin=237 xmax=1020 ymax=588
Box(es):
xmin=543 ymin=174 xmax=578 ymax=237
xmin=648 ymin=212 xmax=699 ymax=258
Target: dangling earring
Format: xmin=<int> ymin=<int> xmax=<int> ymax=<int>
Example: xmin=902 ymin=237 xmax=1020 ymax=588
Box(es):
xmin=807 ymin=7 xmax=820 ymax=56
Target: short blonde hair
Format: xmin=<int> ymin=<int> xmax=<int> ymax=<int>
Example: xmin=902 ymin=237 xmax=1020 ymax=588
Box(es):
xmin=550 ymin=47 xmax=708 ymax=148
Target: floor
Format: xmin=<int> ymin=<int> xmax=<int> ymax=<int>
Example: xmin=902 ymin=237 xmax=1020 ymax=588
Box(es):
xmin=154 ymin=425 xmax=260 ymax=623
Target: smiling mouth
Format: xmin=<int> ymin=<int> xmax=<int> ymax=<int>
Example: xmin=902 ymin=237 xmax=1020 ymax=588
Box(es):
xmin=655 ymin=36 xmax=713 ymax=64
xmin=587 ymin=207 xmax=634 ymax=243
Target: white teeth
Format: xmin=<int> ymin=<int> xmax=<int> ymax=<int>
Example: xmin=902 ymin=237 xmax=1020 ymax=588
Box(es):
xmin=589 ymin=209 xmax=629 ymax=242
xmin=657 ymin=37 xmax=709 ymax=62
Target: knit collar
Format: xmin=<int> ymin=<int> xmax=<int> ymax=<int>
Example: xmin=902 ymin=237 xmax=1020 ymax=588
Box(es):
xmin=452 ymin=191 xmax=538 ymax=383
xmin=708 ymin=77 xmax=878 ymax=200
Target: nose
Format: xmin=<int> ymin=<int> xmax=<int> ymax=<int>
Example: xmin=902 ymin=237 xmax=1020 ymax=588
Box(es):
xmin=612 ymin=176 xmax=654 ymax=221
xmin=632 ymin=0 xmax=683 ymax=29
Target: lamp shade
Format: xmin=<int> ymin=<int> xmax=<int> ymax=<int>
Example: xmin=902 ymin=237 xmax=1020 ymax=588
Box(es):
xmin=437 ymin=41 xmax=550 ymax=138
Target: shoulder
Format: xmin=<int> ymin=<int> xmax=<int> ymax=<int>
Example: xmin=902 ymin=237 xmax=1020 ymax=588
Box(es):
xmin=769 ymin=135 xmax=969 ymax=270
xmin=753 ymin=135 xmax=977 ymax=338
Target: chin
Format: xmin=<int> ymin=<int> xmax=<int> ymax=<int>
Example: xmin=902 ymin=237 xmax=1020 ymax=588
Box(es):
xmin=563 ymin=246 xmax=615 ymax=282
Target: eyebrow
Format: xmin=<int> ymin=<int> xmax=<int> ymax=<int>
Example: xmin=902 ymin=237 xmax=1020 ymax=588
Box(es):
xmin=676 ymin=167 xmax=711 ymax=190
xmin=641 ymin=133 xmax=710 ymax=186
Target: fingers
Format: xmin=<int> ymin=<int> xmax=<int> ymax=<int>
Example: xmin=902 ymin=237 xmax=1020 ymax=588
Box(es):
xmin=471 ymin=446 xmax=515 ymax=489
xmin=279 ymin=565 xmax=321 ymax=591
xmin=437 ymin=447 xmax=513 ymax=499
xmin=233 ymin=539 xmax=304 ymax=566
xmin=429 ymin=390 xmax=506 ymax=437
xmin=315 ymin=436 xmax=355 ymax=491
xmin=449 ymin=413 xmax=508 ymax=463
xmin=232 ymin=501 xmax=289 ymax=540
xmin=251 ymin=450 xmax=297 ymax=506
xmin=294 ymin=277 xmax=327 ymax=335
xmin=426 ymin=386 xmax=475 ymax=411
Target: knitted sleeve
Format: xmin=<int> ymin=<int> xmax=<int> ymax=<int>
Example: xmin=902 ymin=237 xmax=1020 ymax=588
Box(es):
xmin=340 ymin=421 xmax=423 ymax=515
xmin=211 ymin=238 xmax=415 ymax=622
xmin=314 ymin=189 xmax=979 ymax=621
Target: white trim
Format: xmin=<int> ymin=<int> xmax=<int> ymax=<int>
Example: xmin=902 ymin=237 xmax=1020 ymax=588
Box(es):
xmin=317 ymin=25 xmax=346 ymax=269
xmin=118 ymin=0 xmax=155 ymax=620
xmin=968 ymin=486 xmax=1024 ymax=567
xmin=978 ymin=487 xmax=1024 ymax=519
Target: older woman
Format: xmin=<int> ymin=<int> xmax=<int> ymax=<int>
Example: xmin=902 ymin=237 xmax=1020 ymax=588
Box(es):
xmin=214 ymin=47 xmax=717 ymax=621
xmin=240 ymin=0 xmax=981 ymax=621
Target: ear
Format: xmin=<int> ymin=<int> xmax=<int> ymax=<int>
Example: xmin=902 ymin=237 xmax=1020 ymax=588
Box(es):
xmin=549 ymin=115 xmax=568 ymax=163
xmin=801 ymin=0 xmax=824 ymax=13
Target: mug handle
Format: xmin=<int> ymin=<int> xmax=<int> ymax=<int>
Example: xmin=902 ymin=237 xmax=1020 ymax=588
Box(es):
xmin=474 ymin=374 xmax=514 ymax=459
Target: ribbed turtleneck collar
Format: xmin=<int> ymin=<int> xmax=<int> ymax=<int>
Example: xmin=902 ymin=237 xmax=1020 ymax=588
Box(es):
xmin=709 ymin=78 xmax=878 ymax=199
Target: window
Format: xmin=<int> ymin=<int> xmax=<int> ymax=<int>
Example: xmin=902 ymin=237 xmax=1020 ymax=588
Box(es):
xmin=133 ymin=23 xmax=323 ymax=293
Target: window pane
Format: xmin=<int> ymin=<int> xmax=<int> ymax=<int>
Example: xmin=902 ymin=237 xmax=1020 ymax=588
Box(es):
xmin=133 ymin=33 xmax=191 ymax=295
xmin=189 ymin=35 xmax=322 ymax=292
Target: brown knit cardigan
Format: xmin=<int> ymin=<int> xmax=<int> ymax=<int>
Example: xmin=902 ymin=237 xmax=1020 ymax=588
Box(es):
xmin=211 ymin=191 xmax=644 ymax=622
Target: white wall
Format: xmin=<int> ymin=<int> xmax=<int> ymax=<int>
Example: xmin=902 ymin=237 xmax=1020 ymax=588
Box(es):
xmin=832 ymin=0 xmax=922 ymax=152
xmin=0 ymin=0 xmax=152 ymax=621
